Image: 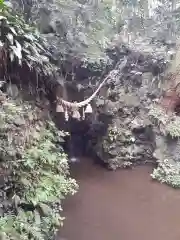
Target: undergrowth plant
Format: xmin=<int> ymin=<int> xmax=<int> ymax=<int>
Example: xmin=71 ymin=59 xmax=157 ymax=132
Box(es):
xmin=0 ymin=0 xmax=56 ymax=75
xmin=0 ymin=3 xmax=79 ymax=239
xmin=149 ymin=104 xmax=180 ymax=187
xmin=149 ymin=104 xmax=180 ymax=138
xmin=0 ymin=97 xmax=78 ymax=240
xmin=151 ymin=159 xmax=180 ymax=188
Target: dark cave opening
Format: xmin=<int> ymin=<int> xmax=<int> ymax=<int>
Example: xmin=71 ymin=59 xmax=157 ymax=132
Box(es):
xmin=53 ymin=112 xmax=109 ymax=168
xmin=62 ymin=118 xmax=90 ymax=160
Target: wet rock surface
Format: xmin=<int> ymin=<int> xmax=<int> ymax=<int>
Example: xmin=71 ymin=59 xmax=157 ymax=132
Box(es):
xmin=52 ymin=38 xmax=179 ymax=170
xmin=84 ymin=42 xmax=171 ymax=169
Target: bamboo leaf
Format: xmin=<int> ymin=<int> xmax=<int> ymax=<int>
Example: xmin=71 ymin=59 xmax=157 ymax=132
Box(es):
xmin=6 ymin=33 xmax=13 ymax=45
xmin=0 ymin=16 xmax=6 ymax=21
xmin=9 ymin=26 xmax=17 ymax=35
xmin=10 ymin=40 xmax=22 ymax=62
xmin=0 ymin=40 xmax=3 ymax=47
xmin=24 ymin=34 xmax=35 ymax=42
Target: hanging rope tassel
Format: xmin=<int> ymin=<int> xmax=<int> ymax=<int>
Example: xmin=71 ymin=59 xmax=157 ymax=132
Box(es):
xmin=82 ymin=107 xmax=85 ymax=120
xmin=56 ymin=103 xmax=64 ymax=113
xmin=65 ymin=108 xmax=69 ymax=121
xmin=84 ymin=103 xmax=93 ymax=114
xmin=72 ymin=109 xmax=81 ymax=120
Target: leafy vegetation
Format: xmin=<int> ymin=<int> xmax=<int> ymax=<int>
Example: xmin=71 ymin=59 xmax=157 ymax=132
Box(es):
xmin=149 ymin=104 xmax=180 ymax=138
xmin=13 ymin=0 xmax=125 ymax=63
xmin=0 ymin=1 xmax=78 ymax=239
xmin=0 ymin=0 xmax=56 ymax=76
xmin=148 ymin=104 xmax=180 ymax=187
xmin=151 ymin=159 xmax=180 ymax=188
xmin=0 ymin=96 xmax=78 ymax=240
xmin=1 ymin=3 xmax=180 ymax=239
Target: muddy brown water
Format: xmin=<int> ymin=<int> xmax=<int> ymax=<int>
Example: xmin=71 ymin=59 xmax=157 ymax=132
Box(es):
xmin=59 ymin=158 xmax=180 ymax=240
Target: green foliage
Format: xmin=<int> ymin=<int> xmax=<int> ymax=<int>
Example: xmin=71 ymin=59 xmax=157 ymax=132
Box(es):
xmin=150 ymin=105 xmax=180 ymax=187
xmin=0 ymin=97 xmax=78 ymax=240
xmin=108 ymin=126 xmax=119 ymax=142
xmin=19 ymin=124 xmax=77 ymax=206
xmin=24 ymin=0 xmax=124 ymax=63
xmin=149 ymin=104 xmax=180 ymax=138
xmin=151 ymin=159 xmax=180 ymax=188
xmin=0 ymin=0 xmax=56 ymax=75
xmin=0 ymin=4 xmax=79 ymax=238
xmin=0 ymin=209 xmax=64 ymax=239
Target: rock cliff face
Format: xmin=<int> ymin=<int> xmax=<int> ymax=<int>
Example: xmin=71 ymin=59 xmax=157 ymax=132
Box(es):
xmin=9 ymin=0 xmax=180 ymax=171
xmin=88 ymin=39 xmax=169 ymax=169
xmin=60 ymin=38 xmax=176 ymax=169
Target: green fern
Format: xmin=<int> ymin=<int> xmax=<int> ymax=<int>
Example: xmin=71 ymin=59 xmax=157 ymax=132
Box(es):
xmin=0 ymin=99 xmax=78 ymax=239
xmin=0 ymin=1 xmax=78 ymax=239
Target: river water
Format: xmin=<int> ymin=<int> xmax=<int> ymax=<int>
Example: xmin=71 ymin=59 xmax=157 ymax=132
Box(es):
xmin=59 ymin=158 xmax=180 ymax=240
